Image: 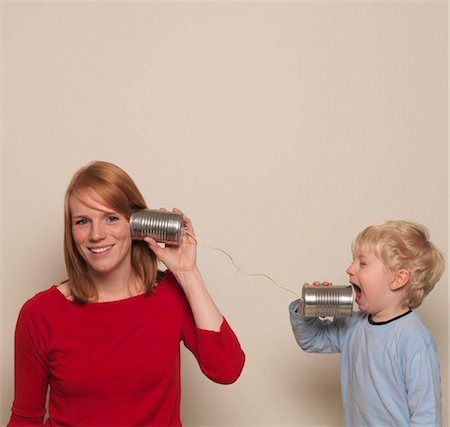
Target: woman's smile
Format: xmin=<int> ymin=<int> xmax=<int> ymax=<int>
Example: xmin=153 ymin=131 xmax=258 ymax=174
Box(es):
xmin=89 ymin=245 xmax=114 ymax=254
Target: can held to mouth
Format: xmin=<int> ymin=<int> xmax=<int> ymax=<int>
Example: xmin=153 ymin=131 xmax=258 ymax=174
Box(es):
xmin=130 ymin=209 xmax=183 ymax=245
xmin=301 ymin=285 xmax=354 ymax=317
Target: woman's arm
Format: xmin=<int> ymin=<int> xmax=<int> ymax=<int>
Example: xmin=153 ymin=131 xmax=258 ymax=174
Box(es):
xmin=144 ymin=209 xmax=223 ymax=331
xmin=145 ymin=210 xmax=244 ymax=382
xmin=171 ymin=267 xmax=223 ymax=331
xmin=8 ymin=299 xmax=49 ymax=426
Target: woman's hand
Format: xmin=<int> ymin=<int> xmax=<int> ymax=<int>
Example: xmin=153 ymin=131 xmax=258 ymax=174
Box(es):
xmin=144 ymin=208 xmax=198 ymax=275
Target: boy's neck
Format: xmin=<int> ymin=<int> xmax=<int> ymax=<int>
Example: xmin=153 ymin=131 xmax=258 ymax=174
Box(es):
xmin=369 ymin=306 xmax=411 ymax=323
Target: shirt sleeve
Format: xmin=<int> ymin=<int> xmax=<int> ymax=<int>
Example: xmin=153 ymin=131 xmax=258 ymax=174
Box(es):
xmin=181 ymin=309 xmax=245 ymax=384
xmin=8 ymin=298 xmax=49 ymax=426
xmin=289 ymin=299 xmax=346 ymax=353
xmin=405 ymin=346 xmax=442 ymax=427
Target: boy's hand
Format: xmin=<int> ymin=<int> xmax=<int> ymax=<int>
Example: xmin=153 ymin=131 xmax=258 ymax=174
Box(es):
xmin=305 ymin=281 xmax=333 ymax=287
xmin=297 ymin=281 xmax=333 ymax=313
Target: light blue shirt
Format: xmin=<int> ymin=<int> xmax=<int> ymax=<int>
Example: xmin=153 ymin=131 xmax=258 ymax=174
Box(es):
xmin=289 ymin=301 xmax=441 ymax=427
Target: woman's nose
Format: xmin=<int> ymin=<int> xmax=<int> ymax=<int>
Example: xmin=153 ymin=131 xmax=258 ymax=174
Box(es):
xmin=90 ymin=221 xmax=106 ymax=240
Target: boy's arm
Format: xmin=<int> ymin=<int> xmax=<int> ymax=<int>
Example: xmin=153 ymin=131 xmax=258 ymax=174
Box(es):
xmin=289 ymin=300 xmax=343 ymax=353
xmin=406 ymin=346 xmax=441 ymax=427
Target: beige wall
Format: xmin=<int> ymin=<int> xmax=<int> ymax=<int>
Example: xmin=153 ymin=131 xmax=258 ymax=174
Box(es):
xmin=1 ymin=1 xmax=447 ymax=426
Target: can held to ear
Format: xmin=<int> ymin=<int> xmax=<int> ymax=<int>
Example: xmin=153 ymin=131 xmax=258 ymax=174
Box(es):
xmin=301 ymin=285 xmax=354 ymax=317
xmin=130 ymin=209 xmax=183 ymax=245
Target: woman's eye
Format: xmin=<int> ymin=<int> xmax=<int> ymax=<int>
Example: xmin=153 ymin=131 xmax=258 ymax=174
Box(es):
xmin=74 ymin=218 xmax=88 ymax=225
xmin=106 ymin=215 xmax=119 ymax=223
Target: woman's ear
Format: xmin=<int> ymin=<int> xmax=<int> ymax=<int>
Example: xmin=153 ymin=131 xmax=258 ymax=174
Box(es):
xmin=390 ymin=268 xmax=409 ymax=290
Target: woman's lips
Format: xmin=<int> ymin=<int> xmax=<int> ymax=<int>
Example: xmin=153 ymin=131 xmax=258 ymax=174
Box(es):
xmin=89 ymin=245 xmax=113 ymax=254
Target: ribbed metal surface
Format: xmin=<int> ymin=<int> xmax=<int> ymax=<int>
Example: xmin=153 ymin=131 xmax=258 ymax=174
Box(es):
xmin=302 ymin=285 xmax=354 ymax=317
xmin=129 ymin=209 xmax=183 ymax=245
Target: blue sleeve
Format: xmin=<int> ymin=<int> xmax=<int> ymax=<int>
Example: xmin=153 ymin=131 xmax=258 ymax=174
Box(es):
xmin=406 ymin=346 xmax=441 ymax=427
xmin=289 ymin=299 xmax=347 ymax=353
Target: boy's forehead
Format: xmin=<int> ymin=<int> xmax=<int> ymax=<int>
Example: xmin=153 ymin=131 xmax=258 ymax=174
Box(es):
xmin=351 ymin=243 xmax=378 ymax=258
xmin=352 ymin=239 xmax=371 ymax=251
xmin=353 ymin=251 xmax=372 ymax=258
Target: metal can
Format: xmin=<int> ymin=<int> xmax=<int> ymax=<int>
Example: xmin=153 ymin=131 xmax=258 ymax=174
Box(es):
xmin=301 ymin=285 xmax=354 ymax=317
xmin=129 ymin=209 xmax=183 ymax=245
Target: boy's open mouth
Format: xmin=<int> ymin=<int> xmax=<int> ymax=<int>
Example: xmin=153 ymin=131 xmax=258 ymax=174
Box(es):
xmin=351 ymin=283 xmax=362 ymax=302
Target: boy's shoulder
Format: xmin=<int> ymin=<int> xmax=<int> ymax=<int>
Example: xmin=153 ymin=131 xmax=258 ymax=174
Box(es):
xmin=394 ymin=311 xmax=437 ymax=351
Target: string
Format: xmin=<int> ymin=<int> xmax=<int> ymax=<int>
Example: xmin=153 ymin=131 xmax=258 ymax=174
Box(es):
xmin=183 ymin=229 xmax=300 ymax=298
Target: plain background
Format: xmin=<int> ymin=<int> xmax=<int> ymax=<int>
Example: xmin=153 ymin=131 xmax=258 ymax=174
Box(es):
xmin=1 ymin=1 xmax=448 ymax=426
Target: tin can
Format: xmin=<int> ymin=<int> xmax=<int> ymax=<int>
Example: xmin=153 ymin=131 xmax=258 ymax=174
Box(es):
xmin=301 ymin=285 xmax=353 ymax=317
xmin=129 ymin=209 xmax=183 ymax=245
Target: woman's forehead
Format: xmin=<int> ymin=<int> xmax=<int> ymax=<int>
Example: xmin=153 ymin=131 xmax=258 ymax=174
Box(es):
xmin=70 ymin=189 xmax=114 ymax=212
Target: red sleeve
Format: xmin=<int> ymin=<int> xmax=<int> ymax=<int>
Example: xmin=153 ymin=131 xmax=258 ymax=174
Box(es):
xmin=8 ymin=414 xmax=44 ymax=427
xmin=8 ymin=298 xmax=49 ymax=426
xmin=182 ymin=313 xmax=245 ymax=385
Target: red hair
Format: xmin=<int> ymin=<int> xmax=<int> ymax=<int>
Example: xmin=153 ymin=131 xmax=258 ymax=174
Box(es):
xmin=63 ymin=161 xmax=159 ymax=304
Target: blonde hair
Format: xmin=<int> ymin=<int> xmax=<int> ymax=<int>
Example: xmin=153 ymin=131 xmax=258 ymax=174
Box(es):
xmin=64 ymin=161 xmax=159 ymax=304
xmin=352 ymin=220 xmax=445 ymax=309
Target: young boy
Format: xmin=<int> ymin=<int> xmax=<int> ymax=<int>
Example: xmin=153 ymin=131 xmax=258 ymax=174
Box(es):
xmin=289 ymin=220 xmax=445 ymax=427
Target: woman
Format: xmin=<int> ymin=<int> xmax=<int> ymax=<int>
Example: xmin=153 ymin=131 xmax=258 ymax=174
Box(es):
xmin=8 ymin=161 xmax=245 ymax=426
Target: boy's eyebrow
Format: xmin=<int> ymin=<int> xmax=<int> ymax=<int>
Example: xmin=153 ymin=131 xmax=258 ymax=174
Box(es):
xmin=352 ymin=253 xmax=367 ymax=259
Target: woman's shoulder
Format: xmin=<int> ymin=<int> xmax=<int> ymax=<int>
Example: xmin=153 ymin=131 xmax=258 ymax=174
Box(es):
xmin=56 ymin=281 xmax=73 ymax=300
xmin=18 ymin=284 xmax=62 ymax=320
xmin=156 ymin=270 xmax=183 ymax=296
xmin=23 ymin=284 xmax=60 ymax=305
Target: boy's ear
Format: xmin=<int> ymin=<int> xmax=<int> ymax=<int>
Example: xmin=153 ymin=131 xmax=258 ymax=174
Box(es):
xmin=390 ymin=269 xmax=409 ymax=290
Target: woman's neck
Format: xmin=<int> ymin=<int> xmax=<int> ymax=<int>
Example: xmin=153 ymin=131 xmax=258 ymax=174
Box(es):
xmin=89 ymin=269 xmax=143 ymax=302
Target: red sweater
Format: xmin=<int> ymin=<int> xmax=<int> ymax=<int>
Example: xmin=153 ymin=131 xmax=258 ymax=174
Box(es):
xmin=8 ymin=271 xmax=245 ymax=426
